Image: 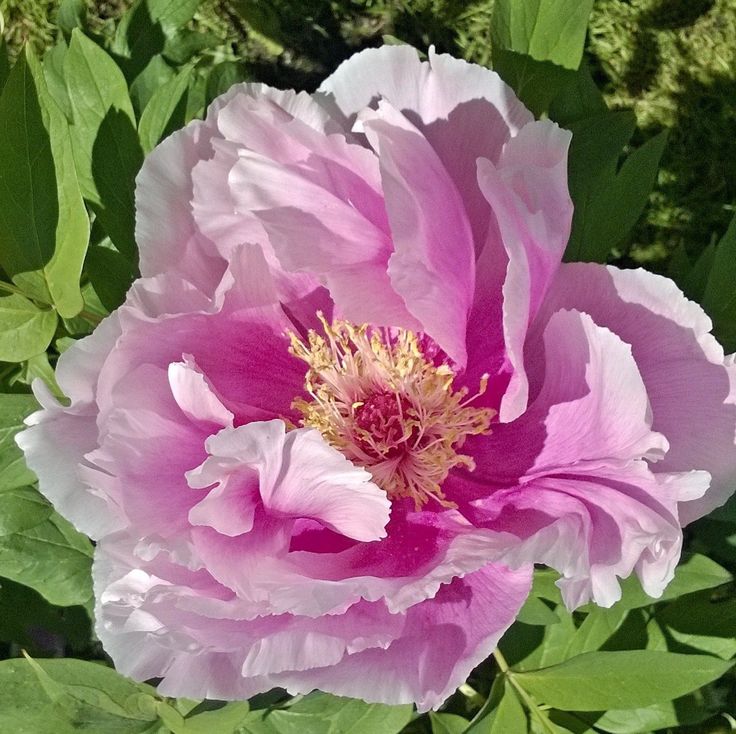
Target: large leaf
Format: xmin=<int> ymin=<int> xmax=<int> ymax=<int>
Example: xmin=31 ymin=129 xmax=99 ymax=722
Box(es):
xmin=491 ymin=0 xmax=594 ymax=70
xmin=0 ymin=485 xmax=53 ymax=536
xmin=0 ymin=511 xmax=93 ymax=607
xmin=0 ymin=293 xmax=58 ymax=363
xmin=0 ymin=657 xmax=161 ymax=734
xmin=64 ymin=29 xmax=142 ymax=261
xmin=0 ymin=47 xmax=89 ymax=318
xmin=516 ymin=651 xmax=732 ymax=711
xmin=0 ymin=393 xmax=38 ymax=491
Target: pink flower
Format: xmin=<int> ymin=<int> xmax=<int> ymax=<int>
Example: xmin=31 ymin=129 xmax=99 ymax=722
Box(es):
xmin=17 ymin=47 xmax=736 ymax=709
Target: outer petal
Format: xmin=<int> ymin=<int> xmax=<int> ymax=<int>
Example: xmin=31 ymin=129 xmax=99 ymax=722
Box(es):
xmin=319 ymin=46 xmax=533 ymax=248
xmin=541 ymin=264 xmax=736 ymax=522
xmin=274 ymin=563 xmax=533 ymax=711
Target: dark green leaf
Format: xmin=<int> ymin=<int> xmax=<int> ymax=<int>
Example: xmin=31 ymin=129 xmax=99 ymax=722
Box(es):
xmin=64 ymin=29 xmax=142 ymax=261
xmin=0 ymin=656 xmax=160 ymax=734
xmin=163 ymin=28 xmax=219 ymax=65
xmin=548 ymin=65 xmax=607 ymax=125
xmin=701 ymin=213 xmax=736 ymax=351
xmin=562 ymin=112 xmax=665 ymax=262
xmin=491 ymin=0 xmax=594 ymax=70
xmin=0 ymin=36 xmax=10 ymax=91
xmin=561 ymin=606 xmax=628 ymax=658
xmin=86 ymin=244 xmax=136 ymax=312
xmin=0 ymin=293 xmax=58 ymax=363
xmin=0 ymin=47 xmax=89 ymax=318
xmin=582 ymin=695 xmax=713 ymax=733
xmin=516 ymin=651 xmax=732 ymax=711
xmin=0 ymin=511 xmax=93 ymax=607
xmin=129 ymin=54 xmax=175 ymax=115
xmin=138 ymin=64 xmax=193 ymax=152
xmin=206 ymin=61 xmax=250 ymax=107
xmin=516 ymin=595 xmax=561 ymax=626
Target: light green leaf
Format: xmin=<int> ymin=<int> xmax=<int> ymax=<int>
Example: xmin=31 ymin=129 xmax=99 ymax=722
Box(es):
xmin=516 ymin=595 xmax=560 ymax=626
xmin=562 ymin=606 xmax=628 ymax=658
xmin=584 ymin=694 xmax=712 ymax=733
xmin=43 ymin=40 xmax=72 ymax=119
xmin=516 ymin=651 xmax=732 ymax=711
xmin=57 ymin=0 xmax=87 ymax=40
xmin=181 ymin=702 xmax=252 ymax=733
xmin=64 ymin=28 xmax=142 ymax=261
xmin=0 ymin=656 xmax=161 ymax=734
xmin=466 ymin=678 xmax=528 ymax=734
xmin=9 ymin=351 xmax=62 ymax=397
xmin=138 ymin=64 xmax=193 ymax=152
xmin=0 ymin=393 xmax=38 ymax=491
xmin=0 ymin=293 xmax=58 ymax=363
xmin=129 ymin=54 xmax=175 ymax=115
xmin=491 ymin=0 xmax=594 ymax=70
xmin=429 ymin=711 xmax=469 ymax=734
xmin=0 ymin=511 xmax=93 ymax=606
xmin=238 ymin=692 xmax=412 ymax=734
xmin=0 ymin=47 xmax=89 ymax=318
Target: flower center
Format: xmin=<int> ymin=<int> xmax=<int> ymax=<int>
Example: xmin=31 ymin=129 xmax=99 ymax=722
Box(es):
xmin=288 ymin=316 xmax=494 ymax=509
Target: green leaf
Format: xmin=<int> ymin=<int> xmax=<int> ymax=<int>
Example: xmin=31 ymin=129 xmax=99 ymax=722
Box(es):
xmin=43 ymin=40 xmax=72 ymax=119
xmin=562 ymin=112 xmax=666 ymax=262
xmin=0 ymin=36 xmax=10 ymax=91
xmin=181 ymin=701 xmax=252 ymax=733
xmin=239 ymin=692 xmax=413 ymax=733
xmin=206 ymin=61 xmax=249 ymax=107
xmin=9 ymin=351 xmax=62 ymax=397
xmin=0 ymin=577 xmax=91 ymax=653
xmin=129 ymin=54 xmax=175 ymax=115
xmin=561 ymin=606 xmax=628 ymax=658
xmin=548 ymin=64 xmax=607 ymax=125
xmin=515 ymin=651 xmax=732 ymax=711
xmin=466 ymin=678 xmax=528 ymax=734
xmin=138 ymin=64 xmax=193 ymax=153
xmin=516 ymin=595 xmax=561 ymax=626
xmin=0 ymin=485 xmax=53 ymax=535
xmin=701 ymin=213 xmax=736 ymax=351
xmin=428 ymin=712 xmax=469 ymax=734
xmin=57 ymin=0 xmax=87 ymax=40
xmin=492 ymin=49 xmax=575 ymax=117
xmin=0 ymin=293 xmax=58 ymax=363
xmin=0 ymin=656 xmax=160 ymax=734
xmin=86 ymin=244 xmax=136 ymax=312
xmin=0 ymin=47 xmax=89 ymax=318
xmin=113 ymin=0 xmax=202 ymax=80
xmin=491 ymin=0 xmax=594 ymax=70
xmin=0 ymin=511 xmax=93 ymax=607
xmin=0 ymin=393 xmax=38 ymax=491
xmin=64 ymin=29 xmax=142 ymax=261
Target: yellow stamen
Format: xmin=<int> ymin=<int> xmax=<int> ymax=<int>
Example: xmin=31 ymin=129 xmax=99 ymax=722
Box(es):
xmin=288 ymin=315 xmax=494 ymax=509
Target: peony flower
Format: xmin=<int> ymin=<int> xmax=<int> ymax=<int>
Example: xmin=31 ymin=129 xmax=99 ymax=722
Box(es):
xmin=17 ymin=46 xmax=736 ymax=710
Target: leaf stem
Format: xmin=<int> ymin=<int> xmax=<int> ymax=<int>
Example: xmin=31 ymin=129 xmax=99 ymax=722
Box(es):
xmin=77 ymin=309 xmax=103 ymax=326
xmin=492 ymin=649 xmax=558 ymax=734
xmin=0 ymin=280 xmax=26 ymax=297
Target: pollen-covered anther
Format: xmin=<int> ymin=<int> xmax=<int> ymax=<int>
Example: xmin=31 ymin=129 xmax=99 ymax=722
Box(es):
xmin=288 ymin=315 xmax=494 ymax=509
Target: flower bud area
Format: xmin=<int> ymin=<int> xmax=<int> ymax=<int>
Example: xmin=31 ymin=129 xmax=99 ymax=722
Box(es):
xmin=289 ymin=316 xmax=494 ymax=509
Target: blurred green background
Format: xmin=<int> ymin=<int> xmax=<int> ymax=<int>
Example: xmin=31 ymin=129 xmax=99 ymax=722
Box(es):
xmin=3 ymin=0 xmax=735 ymax=271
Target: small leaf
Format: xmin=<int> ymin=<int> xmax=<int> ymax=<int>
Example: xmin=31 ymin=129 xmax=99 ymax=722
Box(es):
xmin=701 ymin=213 xmax=736 ymax=351
xmin=516 ymin=651 xmax=732 ymax=711
xmin=57 ymin=0 xmax=87 ymax=40
xmin=129 ymin=53 xmax=175 ymax=115
xmin=138 ymin=64 xmax=193 ymax=152
xmin=562 ymin=605 xmax=628 ymax=658
xmin=0 ymin=293 xmax=58 ymax=363
xmin=182 ymin=701 xmax=252 ymax=733
xmin=517 ymin=595 xmax=561 ymax=627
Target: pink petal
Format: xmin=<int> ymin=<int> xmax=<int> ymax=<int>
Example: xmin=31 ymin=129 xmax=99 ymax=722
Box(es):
xmin=476 ymin=120 xmax=573 ymax=421
xmin=319 ymin=46 xmax=533 ymax=249
xmin=541 ymin=264 xmax=736 ymax=523
xmin=168 ymin=355 xmax=234 ymax=429
xmin=362 ymin=102 xmax=476 ymax=365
